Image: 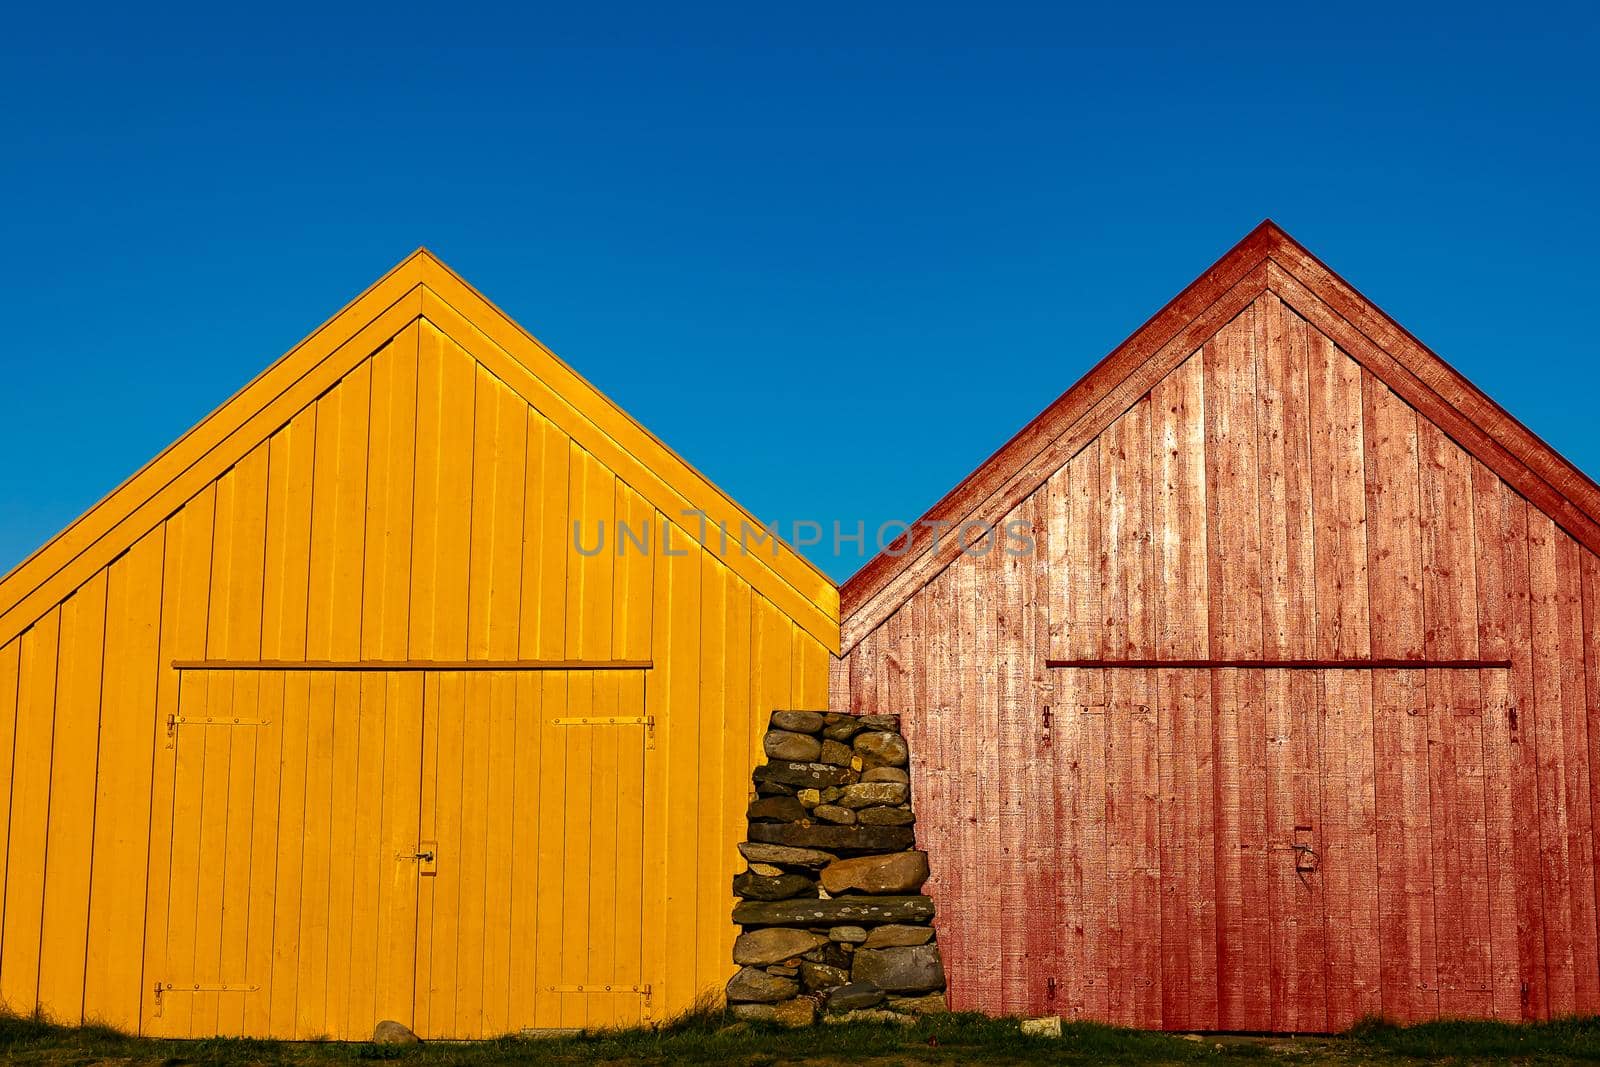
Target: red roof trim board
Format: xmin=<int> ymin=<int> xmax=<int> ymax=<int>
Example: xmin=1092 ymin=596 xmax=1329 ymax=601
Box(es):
xmin=840 ymin=220 xmax=1600 ymax=653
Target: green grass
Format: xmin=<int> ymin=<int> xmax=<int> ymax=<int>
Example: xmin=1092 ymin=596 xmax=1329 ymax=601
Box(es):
xmin=7 ymin=1006 xmax=1600 ymax=1065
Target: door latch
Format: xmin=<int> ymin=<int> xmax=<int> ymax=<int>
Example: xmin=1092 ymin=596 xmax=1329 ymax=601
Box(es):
xmin=399 ymin=841 xmax=438 ymax=876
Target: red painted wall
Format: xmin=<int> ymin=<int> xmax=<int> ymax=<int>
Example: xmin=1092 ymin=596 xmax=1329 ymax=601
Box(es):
xmin=837 ymin=291 xmax=1600 ymax=1030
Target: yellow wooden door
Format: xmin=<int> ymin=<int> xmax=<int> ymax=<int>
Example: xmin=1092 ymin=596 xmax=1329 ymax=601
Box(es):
xmin=145 ymin=669 xmax=426 ymax=1039
xmin=411 ymin=669 xmax=652 ymax=1037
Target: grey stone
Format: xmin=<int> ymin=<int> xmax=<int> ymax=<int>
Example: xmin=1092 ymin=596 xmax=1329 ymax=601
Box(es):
xmin=731 ymin=895 xmax=937 ymax=927
xmin=726 ymin=965 xmax=799 ymax=1003
xmin=733 ymin=870 xmax=816 ymax=901
xmin=853 ymin=731 xmax=909 ymax=768
xmin=825 ymin=1008 xmax=915 ymax=1026
xmin=857 ymin=805 xmax=915 ymax=826
xmin=858 ymin=714 xmax=901 ymax=731
xmin=820 ymin=851 xmax=930 ymax=896
xmin=771 ymin=710 xmax=825 ymax=734
xmin=372 ymin=1020 xmax=420 ymax=1044
xmin=738 ymin=842 xmax=837 ymax=869
xmin=824 ymin=982 xmax=885 ymax=1012
xmin=812 ymin=804 xmax=856 ymax=824
xmin=748 ymin=795 xmax=807 ymax=822
xmin=754 ymin=760 xmax=857 ymax=790
xmin=748 ymin=862 xmax=784 ymax=877
xmin=755 ymin=779 xmax=797 ymax=797
xmin=862 ymin=923 xmax=935 ymax=949
xmin=862 ymin=766 xmax=909 ymax=784
xmin=889 ymin=992 xmax=949 ymax=1014
xmin=748 ymin=822 xmax=915 ymax=855
xmin=800 ymin=961 xmax=850 ymax=991
xmin=733 ymin=927 xmax=830 ymax=965
xmin=828 ymin=925 xmax=868 ymax=943
xmin=765 ymin=729 xmax=823 ymax=763
xmin=819 ymin=739 xmax=854 ymax=766
xmin=840 ymin=782 xmax=909 ymax=809
xmin=851 ymin=944 xmax=945 ymax=994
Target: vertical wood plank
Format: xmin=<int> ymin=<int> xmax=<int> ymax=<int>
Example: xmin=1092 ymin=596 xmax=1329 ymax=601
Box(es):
xmin=37 ymin=575 xmax=107 ymax=1024
xmin=1473 ymin=465 xmax=1543 ymax=1019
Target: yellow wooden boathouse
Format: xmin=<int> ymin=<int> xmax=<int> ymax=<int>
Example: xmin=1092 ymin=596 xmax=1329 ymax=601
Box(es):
xmin=0 ymin=251 xmax=838 ymax=1038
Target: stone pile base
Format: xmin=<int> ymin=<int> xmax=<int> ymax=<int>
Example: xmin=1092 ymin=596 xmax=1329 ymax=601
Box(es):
xmin=725 ymin=711 xmax=947 ymax=1026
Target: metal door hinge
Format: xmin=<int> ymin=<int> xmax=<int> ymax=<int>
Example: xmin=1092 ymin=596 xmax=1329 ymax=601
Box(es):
xmin=552 ymin=715 xmax=656 ymax=748
xmin=152 ymin=981 xmax=259 ymax=1016
xmin=547 ymin=984 xmax=653 ymax=1018
xmin=166 ymin=713 xmax=272 ymax=742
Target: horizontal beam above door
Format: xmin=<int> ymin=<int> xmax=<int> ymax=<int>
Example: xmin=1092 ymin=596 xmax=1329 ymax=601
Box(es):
xmin=171 ymin=659 xmax=653 ymax=672
xmin=1044 ymin=658 xmax=1511 ymax=670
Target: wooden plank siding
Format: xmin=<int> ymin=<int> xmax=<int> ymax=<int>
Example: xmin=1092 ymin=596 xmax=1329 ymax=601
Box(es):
xmin=839 ymin=284 xmax=1600 ymax=1031
xmin=0 ymin=254 xmax=836 ymax=1037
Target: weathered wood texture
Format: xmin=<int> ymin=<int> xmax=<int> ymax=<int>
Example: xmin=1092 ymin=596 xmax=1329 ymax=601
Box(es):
xmin=840 ymin=284 xmax=1600 ymax=1030
xmin=0 ymin=255 xmax=834 ymax=1038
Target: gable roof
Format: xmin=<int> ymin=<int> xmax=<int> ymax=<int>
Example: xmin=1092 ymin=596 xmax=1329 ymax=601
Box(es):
xmin=840 ymin=220 xmax=1600 ymax=654
xmin=0 ymin=249 xmax=841 ymax=652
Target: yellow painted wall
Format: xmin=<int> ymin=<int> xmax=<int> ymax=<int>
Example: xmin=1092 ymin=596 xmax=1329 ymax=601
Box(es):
xmin=0 ymin=257 xmax=836 ymax=1038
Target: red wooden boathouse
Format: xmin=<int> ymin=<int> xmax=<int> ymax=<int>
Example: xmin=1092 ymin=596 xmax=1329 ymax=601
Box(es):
xmin=832 ymin=221 xmax=1600 ymax=1031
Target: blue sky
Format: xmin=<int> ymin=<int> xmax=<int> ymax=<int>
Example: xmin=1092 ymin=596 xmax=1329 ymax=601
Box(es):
xmin=3 ymin=5 xmax=1597 ymax=582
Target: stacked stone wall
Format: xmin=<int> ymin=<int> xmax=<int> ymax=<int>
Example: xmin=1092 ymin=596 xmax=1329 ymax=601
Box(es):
xmin=724 ymin=711 xmax=947 ymax=1026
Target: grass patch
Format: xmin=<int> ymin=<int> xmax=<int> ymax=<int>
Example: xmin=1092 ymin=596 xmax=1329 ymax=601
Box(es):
xmin=5 ymin=1007 xmax=1600 ymax=1064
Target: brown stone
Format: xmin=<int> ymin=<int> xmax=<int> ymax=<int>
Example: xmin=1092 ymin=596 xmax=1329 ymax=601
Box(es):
xmin=858 ymin=714 xmax=901 ymax=731
xmin=840 ymin=782 xmax=909 ymax=808
xmin=738 ymin=842 xmax=836 ymax=868
xmin=819 ymin=739 xmax=854 ymax=766
xmin=800 ymin=961 xmax=850 ymax=991
xmin=803 ymin=940 xmax=850 ymax=967
xmin=771 ymin=711 xmax=826 ymax=734
xmin=857 ymin=805 xmax=915 ymax=826
xmin=733 ymin=870 xmax=816 ymax=901
xmin=822 ymin=716 xmax=866 ymax=742
xmin=768 ymin=964 xmax=798 ymax=977
xmin=851 ymin=944 xmax=945 ymax=993
xmin=812 ymin=804 xmax=856 ymax=824
xmin=828 ymin=925 xmax=868 ymax=943
xmin=889 ymin=992 xmax=949 ymax=1014
xmin=748 ymin=795 xmax=807 ymax=822
xmin=731 ymin=895 xmax=936 ymax=927
xmin=862 ymin=766 xmax=909 ymax=784
xmin=754 ymin=779 xmax=797 ymax=797
xmin=796 ymin=787 xmax=821 ymax=807
xmin=729 ymin=1002 xmax=777 ymax=1022
xmin=820 ymin=851 xmax=930 ymax=895
xmin=749 ymin=862 xmax=784 ymax=877
xmin=765 ymin=729 xmax=823 ymax=762
xmin=726 ymin=965 xmax=799 ymax=1003
xmin=853 ymin=731 xmax=909 ymax=768
xmin=770 ymin=997 xmax=817 ymax=1027
xmin=733 ymin=927 xmax=830 ymax=965
xmin=372 ymin=1020 xmax=420 ymax=1044
xmin=825 ymin=1008 xmax=915 ymax=1026
xmin=748 ymin=822 xmax=914 ymax=855
xmin=754 ymin=760 xmax=856 ymax=790
xmin=862 ymin=923 xmax=935 ymax=949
